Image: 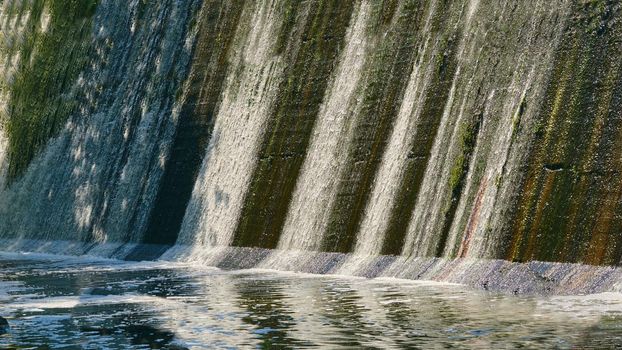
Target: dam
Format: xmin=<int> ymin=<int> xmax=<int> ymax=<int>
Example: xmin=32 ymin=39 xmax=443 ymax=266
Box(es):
xmin=1 ymin=0 xmax=622 ymax=348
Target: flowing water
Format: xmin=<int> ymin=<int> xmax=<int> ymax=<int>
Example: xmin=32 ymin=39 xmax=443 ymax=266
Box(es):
xmin=1 ymin=0 xmax=622 ymax=347
xmin=2 ymin=0 xmax=621 ymax=264
xmin=2 ymin=253 xmax=622 ymax=349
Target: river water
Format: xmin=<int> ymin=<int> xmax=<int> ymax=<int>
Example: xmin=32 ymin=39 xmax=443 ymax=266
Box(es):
xmin=1 ymin=252 xmax=621 ymax=349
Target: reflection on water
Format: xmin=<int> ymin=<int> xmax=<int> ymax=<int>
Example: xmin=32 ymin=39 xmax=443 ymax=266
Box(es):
xmin=1 ymin=253 xmax=622 ymax=349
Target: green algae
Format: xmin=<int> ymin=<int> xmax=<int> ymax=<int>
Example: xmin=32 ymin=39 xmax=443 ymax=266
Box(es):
xmin=435 ymin=112 xmax=483 ymax=257
xmin=508 ymin=1 xmax=622 ymax=264
xmin=322 ymin=0 xmax=426 ymax=254
xmin=378 ymin=2 xmax=462 ymax=256
xmin=3 ymin=0 xmax=97 ymax=182
xmin=448 ymin=119 xmax=480 ymax=198
xmin=233 ymin=0 xmax=355 ymax=249
xmin=275 ymin=1 xmax=300 ymax=55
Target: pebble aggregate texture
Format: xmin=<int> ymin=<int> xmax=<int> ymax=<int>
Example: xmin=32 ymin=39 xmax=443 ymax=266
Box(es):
xmin=0 ymin=0 xmax=622 ymax=267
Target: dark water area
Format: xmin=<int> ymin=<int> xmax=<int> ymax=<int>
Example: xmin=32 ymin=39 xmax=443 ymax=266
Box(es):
xmin=0 ymin=253 xmax=621 ymax=349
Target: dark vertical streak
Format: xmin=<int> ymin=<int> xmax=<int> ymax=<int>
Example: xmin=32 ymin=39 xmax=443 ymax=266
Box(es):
xmin=233 ymin=0 xmax=355 ymax=249
xmin=380 ymin=20 xmax=462 ymax=256
xmin=322 ymin=1 xmax=425 ymax=253
xmin=143 ymin=1 xmax=244 ymax=245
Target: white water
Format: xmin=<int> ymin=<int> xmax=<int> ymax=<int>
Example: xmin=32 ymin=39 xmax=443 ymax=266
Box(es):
xmin=403 ymin=0 xmax=482 ymax=257
xmin=179 ymin=0 xmax=288 ymax=248
xmin=278 ymin=2 xmax=371 ymax=251
xmin=350 ymin=0 xmax=439 ymax=258
xmin=0 ymin=0 xmax=612 ymax=278
xmin=0 ymin=0 xmax=199 ymax=244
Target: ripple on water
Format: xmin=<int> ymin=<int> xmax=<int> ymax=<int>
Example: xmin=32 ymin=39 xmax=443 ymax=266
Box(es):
xmin=0 ymin=254 xmax=622 ymax=349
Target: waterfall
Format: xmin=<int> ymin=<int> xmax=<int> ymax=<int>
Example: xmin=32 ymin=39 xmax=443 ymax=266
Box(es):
xmin=178 ymin=0 xmax=288 ymax=248
xmin=0 ymin=0 xmax=200 ymax=243
xmin=353 ymin=0 xmax=440 ymax=257
xmin=1 ymin=0 xmax=622 ymax=278
xmin=403 ymin=0 xmax=571 ymax=259
xmin=278 ymin=1 xmax=371 ymax=252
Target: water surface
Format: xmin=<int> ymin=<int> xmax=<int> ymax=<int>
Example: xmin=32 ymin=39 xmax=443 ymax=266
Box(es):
xmin=1 ymin=253 xmax=621 ymax=349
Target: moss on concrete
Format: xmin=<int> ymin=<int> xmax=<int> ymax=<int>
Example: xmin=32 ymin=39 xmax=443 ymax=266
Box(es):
xmin=4 ymin=0 xmax=97 ymax=182
xmin=233 ymin=0 xmax=355 ymax=249
xmin=508 ymin=0 xmax=622 ymax=264
xmin=322 ymin=0 xmax=426 ymax=254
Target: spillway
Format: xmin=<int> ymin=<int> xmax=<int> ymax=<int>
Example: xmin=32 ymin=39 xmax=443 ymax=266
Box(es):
xmin=1 ymin=0 xmax=622 ymax=295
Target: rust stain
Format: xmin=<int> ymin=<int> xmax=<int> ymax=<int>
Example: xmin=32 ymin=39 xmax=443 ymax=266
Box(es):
xmin=523 ymin=171 xmax=557 ymax=259
xmin=567 ymin=58 xmax=620 ymax=260
xmin=458 ymin=178 xmax=488 ymax=258
xmin=508 ymin=38 xmax=582 ymax=261
xmin=585 ymin=149 xmax=622 ymax=265
xmin=508 ymin=170 xmax=539 ymax=259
